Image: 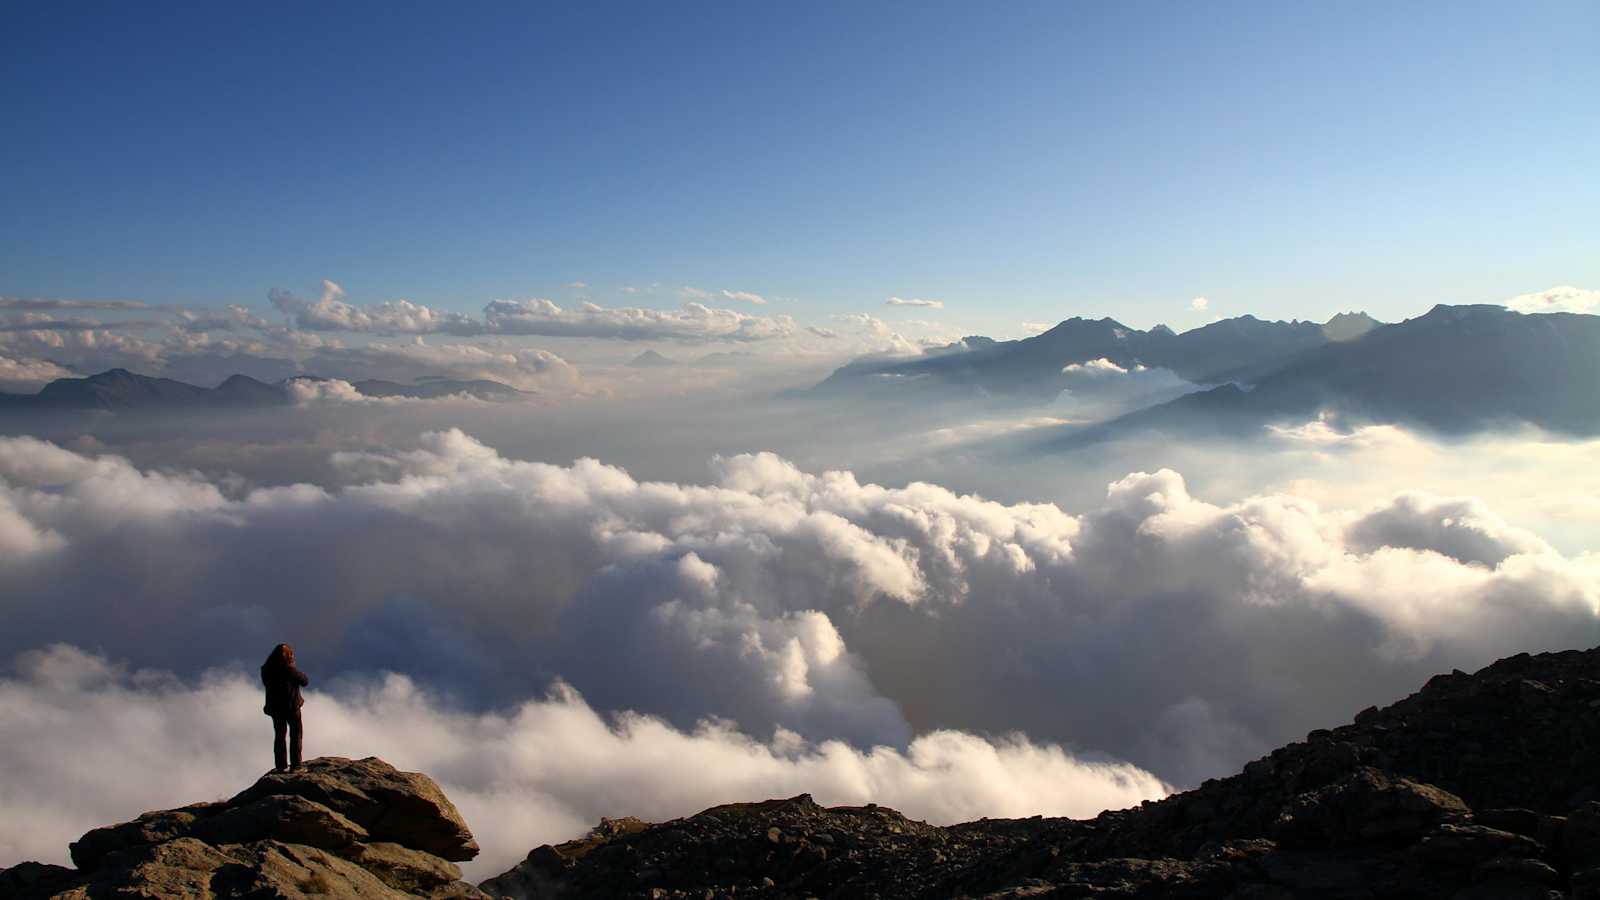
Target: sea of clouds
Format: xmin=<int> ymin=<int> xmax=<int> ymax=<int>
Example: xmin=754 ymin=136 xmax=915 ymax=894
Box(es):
xmin=3 ymin=423 xmax=1596 ymax=877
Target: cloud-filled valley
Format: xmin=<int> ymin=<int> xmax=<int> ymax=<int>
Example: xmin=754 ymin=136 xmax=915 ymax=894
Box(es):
xmin=3 ymin=293 xmax=1600 ymax=886
xmin=2 ymin=420 xmax=1596 ymax=876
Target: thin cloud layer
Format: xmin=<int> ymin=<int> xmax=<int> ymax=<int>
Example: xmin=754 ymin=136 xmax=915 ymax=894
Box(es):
xmin=1 ymin=431 xmax=1594 ymax=798
xmin=265 ymin=280 xmax=798 ymax=343
xmin=0 ymin=644 xmax=1170 ymax=879
xmin=1505 ymin=285 xmax=1600 ymax=315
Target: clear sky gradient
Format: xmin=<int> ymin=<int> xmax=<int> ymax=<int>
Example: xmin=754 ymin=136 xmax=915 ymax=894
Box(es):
xmin=4 ymin=1 xmax=1596 ymax=334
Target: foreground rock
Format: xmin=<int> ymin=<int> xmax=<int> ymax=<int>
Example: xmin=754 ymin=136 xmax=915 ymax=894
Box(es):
xmin=481 ymin=647 xmax=1600 ymax=898
xmin=2 ymin=756 xmax=484 ymax=899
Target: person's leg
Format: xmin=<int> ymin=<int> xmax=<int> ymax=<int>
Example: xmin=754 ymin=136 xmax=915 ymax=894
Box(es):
xmin=272 ymin=715 xmax=288 ymax=771
xmin=288 ymin=709 xmax=303 ymax=768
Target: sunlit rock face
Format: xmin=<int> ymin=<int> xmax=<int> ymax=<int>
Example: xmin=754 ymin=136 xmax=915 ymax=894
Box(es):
xmin=3 ymin=756 xmax=483 ymax=900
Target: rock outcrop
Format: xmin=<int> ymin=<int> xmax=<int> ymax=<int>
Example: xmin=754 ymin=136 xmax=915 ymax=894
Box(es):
xmin=2 ymin=756 xmax=484 ymax=899
xmin=479 ymin=647 xmax=1600 ymax=898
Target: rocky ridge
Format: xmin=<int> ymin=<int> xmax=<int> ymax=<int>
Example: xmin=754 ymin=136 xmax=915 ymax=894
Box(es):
xmin=484 ymin=647 xmax=1600 ymax=899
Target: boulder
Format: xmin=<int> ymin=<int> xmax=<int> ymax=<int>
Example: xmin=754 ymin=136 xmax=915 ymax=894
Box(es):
xmin=344 ymin=841 xmax=465 ymax=893
xmin=1273 ymin=767 xmax=1471 ymax=848
xmin=192 ymin=794 xmax=369 ymax=850
xmin=230 ymin=756 xmax=480 ymax=862
xmin=68 ymin=803 xmax=219 ymax=869
xmin=1415 ymin=824 xmax=1545 ymax=868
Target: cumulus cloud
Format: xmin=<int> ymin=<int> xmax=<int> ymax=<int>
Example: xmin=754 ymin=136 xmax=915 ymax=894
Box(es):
xmin=0 ymin=431 xmax=1594 ymax=804
xmin=0 ymin=355 xmax=74 ymax=391
xmin=482 ymin=299 xmax=795 ymax=343
xmin=1190 ymin=296 xmax=1209 ymax=311
xmin=1021 ymin=322 xmax=1052 ymax=334
xmin=0 ymin=324 xmax=165 ymax=372
xmin=177 ymin=304 xmax=275 ymax=333
xmin=282 ymin=379 xmax=517 ymax=407
xmin=720 ymin=290 xmax=768 ymax=305
xmin=0 ymin=644 xmax=1168 ymax=879
xmin=831 ymin=313 xmax=960 ymax=357
xmin=269 ymin=281 xmax=485 ymax=336
xmin=301 ymin=340 xmax=579 ymax=393
xmin=1061 ymin=358 xmax=1142 ymax=376
xmin=887 ymin=297 xmax=944 ymax=309
xmin=1505 ymin=285 xmax=1600 ymax=315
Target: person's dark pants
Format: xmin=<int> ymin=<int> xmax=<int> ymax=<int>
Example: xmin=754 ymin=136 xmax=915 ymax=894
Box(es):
xmin=272 ymin=710 xmax=303 ymax=771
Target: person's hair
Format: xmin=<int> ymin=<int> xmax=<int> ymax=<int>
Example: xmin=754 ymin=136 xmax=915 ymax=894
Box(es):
xmin=265 ymin=643 xmax=294 ymax=667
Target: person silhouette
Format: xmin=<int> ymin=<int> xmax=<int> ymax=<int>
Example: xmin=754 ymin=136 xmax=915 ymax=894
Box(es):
xmin=261 ymin=643 xmax=309 ymax=772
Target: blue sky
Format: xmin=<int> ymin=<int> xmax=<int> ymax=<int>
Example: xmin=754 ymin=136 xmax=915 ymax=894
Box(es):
xmin=3 ymin=1 xmax=1596 ymax=334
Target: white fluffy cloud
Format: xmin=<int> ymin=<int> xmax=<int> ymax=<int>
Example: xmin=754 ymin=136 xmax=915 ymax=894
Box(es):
xmin=887 ymin=297 xmax=944 ymax=309
xmin=0 ymin=644 xmax=1169 ymax=880
xmin=265 ymin=281 xmax=797 ymax=344
xmin=0 ymin=430 xmax=1594 ymax=803
xmin=1505 ymin=285 xmax=1600 ymax=314
xmin=302 ymin=340 xmax=579 ymax=393
xmin=483 ymin=299 xmax=795 ymax=343
xmin=270 ymin=281 xmax=486 ymax=336
xmin=1061 ymin=357 xmax=1142 ymax=376
xmin=1190 ymin=296 xmax=1209 ymax=311
xmin=0 ymin=355 xmax=74 ymax=391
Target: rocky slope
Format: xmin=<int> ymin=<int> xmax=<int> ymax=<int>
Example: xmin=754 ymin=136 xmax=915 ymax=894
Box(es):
xmin=5 ymin=648 xmax=1597 ymax=898
xmin=484 ymin=647 xmax=1599 ymax=899
xmin=1 ymin=757 xmax=485 ymax=899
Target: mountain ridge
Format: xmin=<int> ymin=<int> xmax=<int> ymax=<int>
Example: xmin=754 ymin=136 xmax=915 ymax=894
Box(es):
xmin=0 ymin=369 xmax=529 ymax=410
xmin=1061 ymin=303 xmax=1600 ymax=442
xmin=812 ymin=311 xmax=1383 ymax=403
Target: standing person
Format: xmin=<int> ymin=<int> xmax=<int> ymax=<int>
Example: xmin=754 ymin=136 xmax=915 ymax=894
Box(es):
xmin=261 ymin=643 xmax=309 ymax=772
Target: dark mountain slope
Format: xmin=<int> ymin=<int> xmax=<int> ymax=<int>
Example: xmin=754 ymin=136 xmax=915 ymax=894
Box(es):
xmin=1075 ymin=305 xmax=1600 ymax=441
xmin=480 ymin=646 xmax=1600 ymax=899
xmin=0 ymin=369 xmax=529 ymax=410
xmin=813 ymin=313 xmax=1378 ymax=403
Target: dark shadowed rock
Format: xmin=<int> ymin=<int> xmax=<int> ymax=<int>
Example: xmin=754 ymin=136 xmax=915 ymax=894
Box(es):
xmin=1273 ymin=767 xmax=1470 ymax=847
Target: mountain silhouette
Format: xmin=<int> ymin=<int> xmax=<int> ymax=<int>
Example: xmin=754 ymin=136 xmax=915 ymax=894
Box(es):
xmin=0 ymin=369 xmax=528 ymax=410
xmin=1066 ymin=304 xmax=1600 ymax=441
xmin=813 ymin=312 xmax=1382 ymax=402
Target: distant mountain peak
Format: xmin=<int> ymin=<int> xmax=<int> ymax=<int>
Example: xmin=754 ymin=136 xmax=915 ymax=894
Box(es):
xmin=1322 ymin=311 xmax=1379 ymax=342
xmin=628 ymin=349 xmax=677 ymax=367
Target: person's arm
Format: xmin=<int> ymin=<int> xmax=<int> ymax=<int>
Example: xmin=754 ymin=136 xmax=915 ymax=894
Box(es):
xmin=291 ymin=666 xmax=309 ymax=687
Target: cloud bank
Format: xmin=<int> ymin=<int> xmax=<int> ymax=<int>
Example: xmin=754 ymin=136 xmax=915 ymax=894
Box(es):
xmin=1 ymin=430 xmax=1594 ymax=796
xmin=265 ymin=281 xmax=798 ymax=343
xmin=0 ymin=644 xmax=1168 ymax=879
xmin=1505 ymin=285 xmax=1600 ymax=315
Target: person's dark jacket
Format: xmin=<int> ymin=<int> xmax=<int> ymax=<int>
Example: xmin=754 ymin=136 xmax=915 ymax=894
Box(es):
xmin=261 ymin=659 xmax=310 ymax=717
